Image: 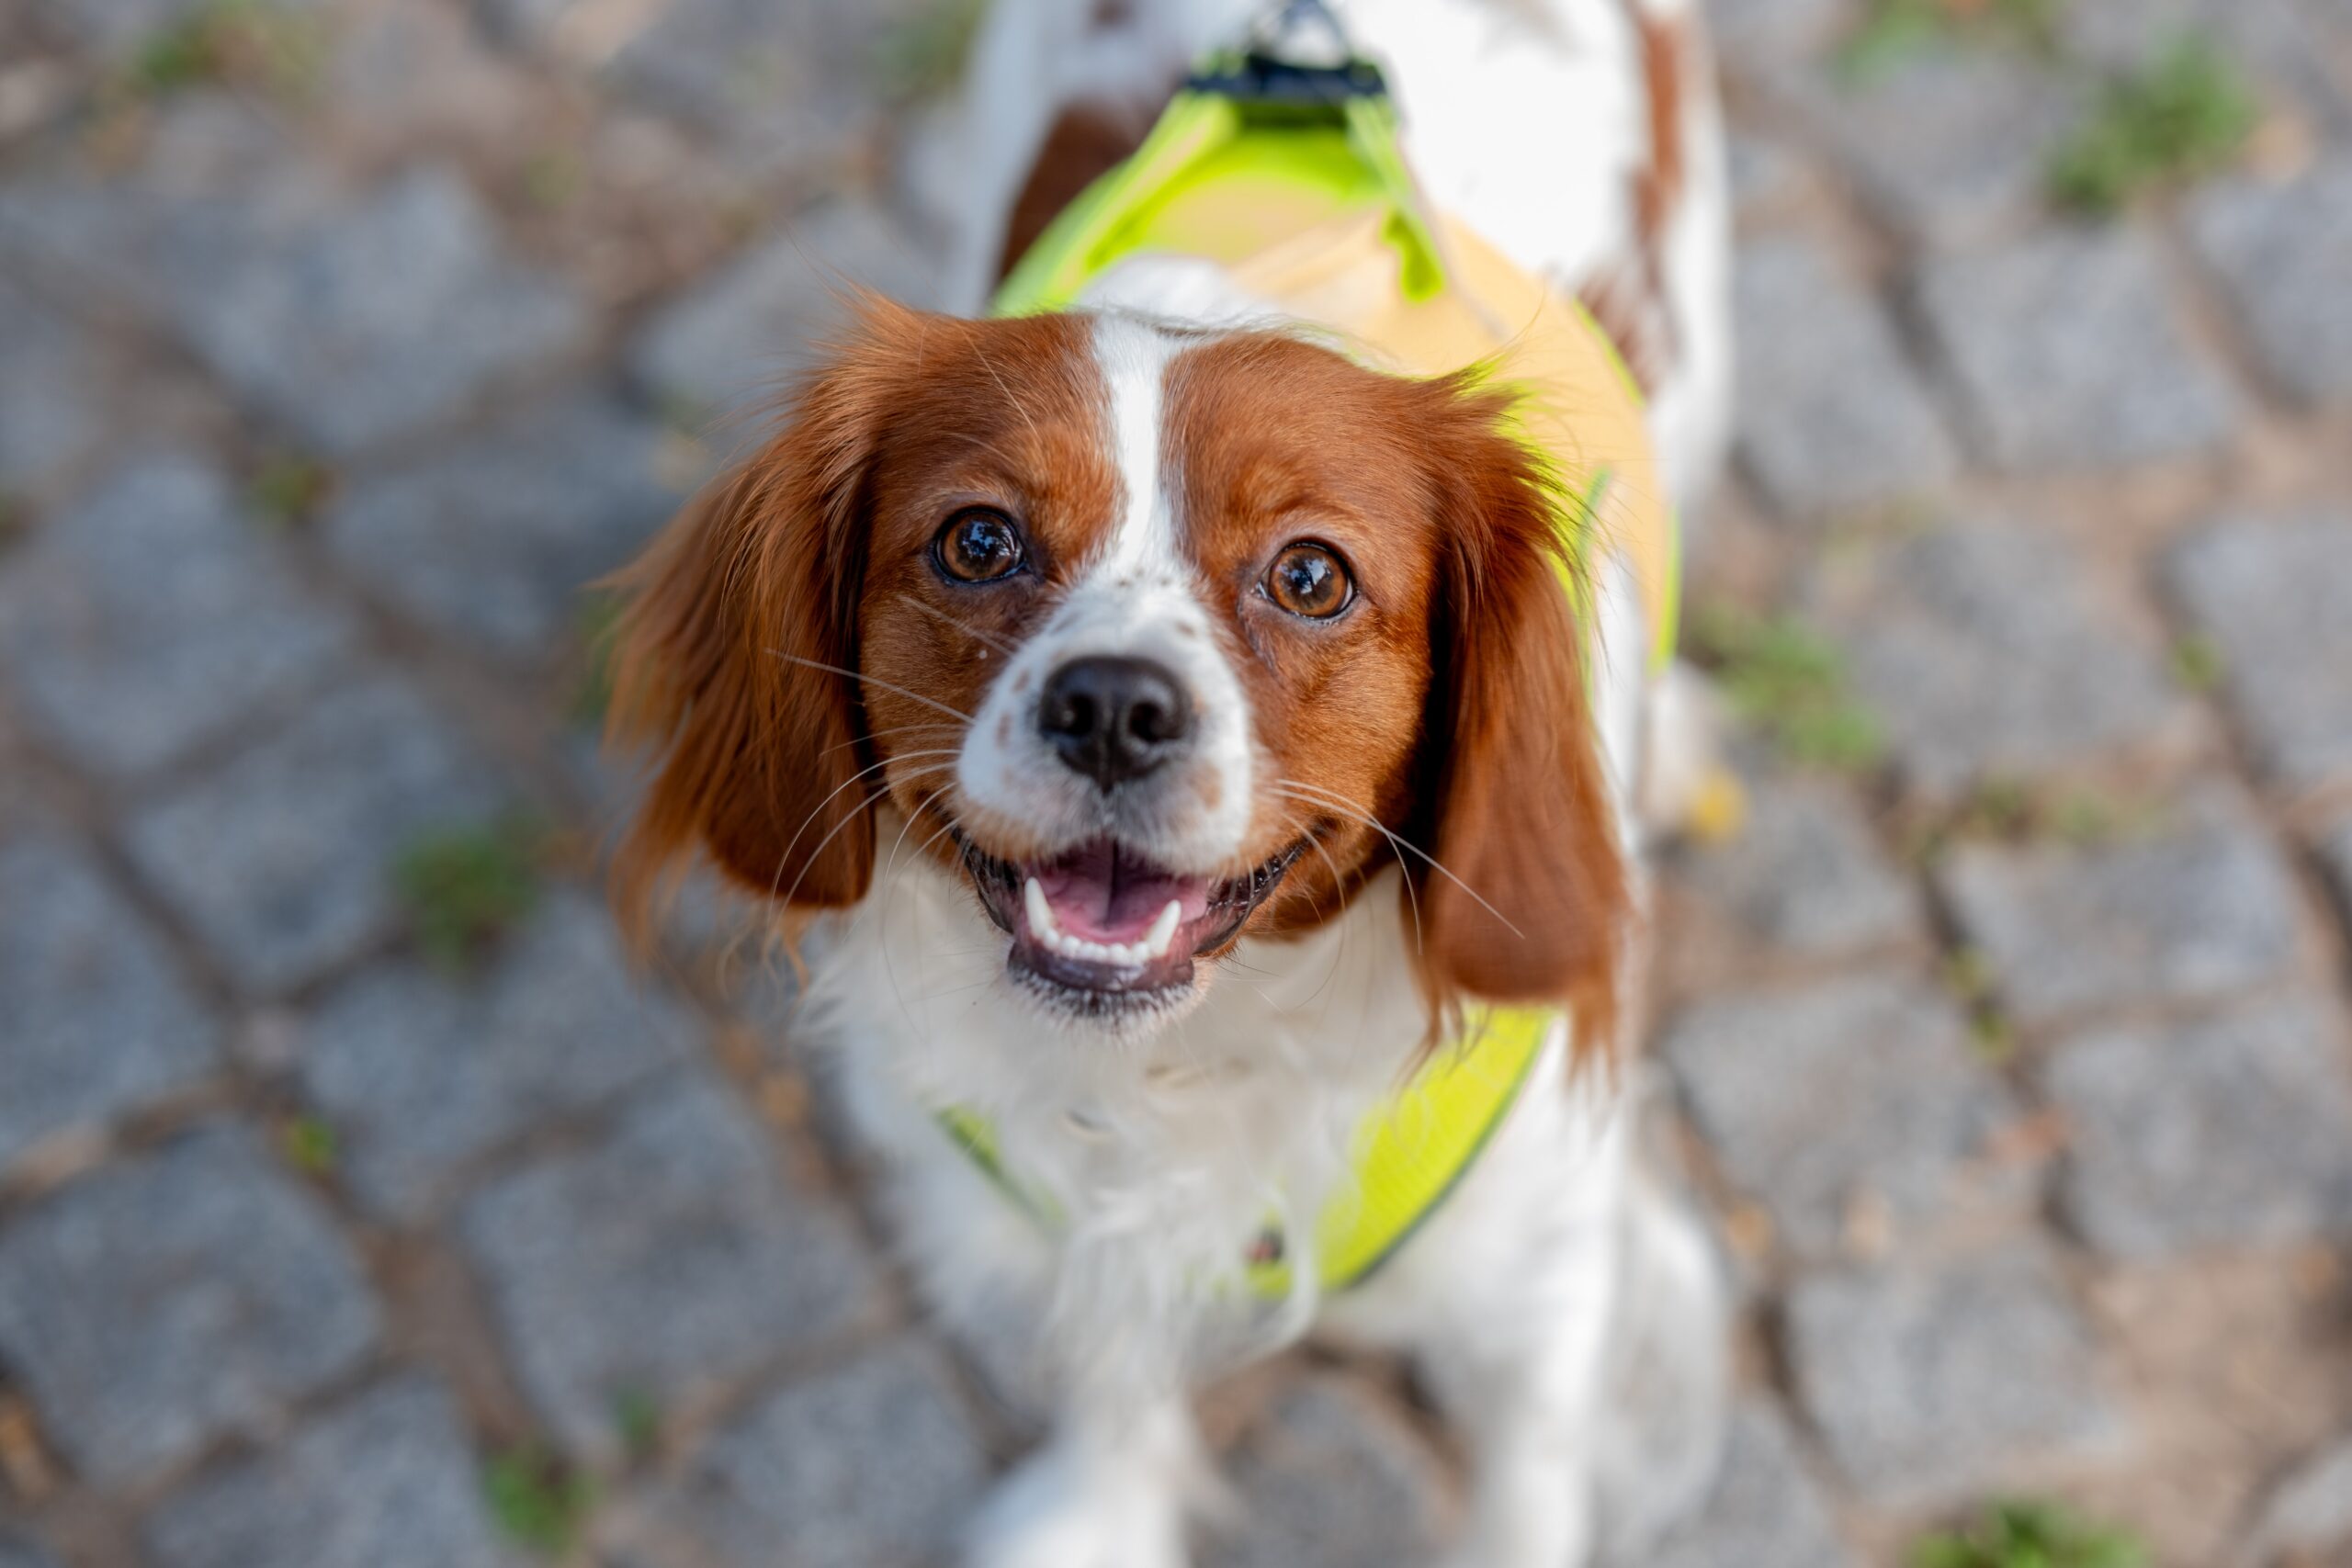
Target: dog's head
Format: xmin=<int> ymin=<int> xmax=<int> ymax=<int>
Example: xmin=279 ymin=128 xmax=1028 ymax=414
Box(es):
xmin=608 ymin=300 xmax=1627 ymax=1038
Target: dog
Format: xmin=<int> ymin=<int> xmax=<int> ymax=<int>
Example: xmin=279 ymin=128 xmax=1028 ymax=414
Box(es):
xmin=606 ymin=1 xmax=1735 ymax=1563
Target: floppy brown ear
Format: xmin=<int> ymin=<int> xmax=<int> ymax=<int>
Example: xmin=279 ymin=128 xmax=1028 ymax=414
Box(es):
xmin=605 ymin=323 xmax=900 ymax=939
xmin=1410 ymin=380 xmax=1634 ymax=1044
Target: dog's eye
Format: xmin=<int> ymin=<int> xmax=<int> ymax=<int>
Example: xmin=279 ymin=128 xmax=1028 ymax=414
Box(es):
xmin=934 ymin=509 xmax=1027 ymax=584
xmin=1263 ymin=542 xmax=1353 ymax=619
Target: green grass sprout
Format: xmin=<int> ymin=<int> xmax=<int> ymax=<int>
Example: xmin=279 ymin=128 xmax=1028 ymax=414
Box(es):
xmin=130 ymin=0 xmax=325 ymax=100
xmin=1839 ymin=0 xmax=2063 ymax=83
xmin=391 ymin=816 xmax=548 ymax=973
xmin=1915 ymin=1499 xmax=2148 ymax=1568
xmin=483 ymin=1443 xmax=595 ymax=1556
xmin=1687 ymin=604 xmax=1885 ymax=772
xmin=2049 ymin=38 xmax=2256 ymax=214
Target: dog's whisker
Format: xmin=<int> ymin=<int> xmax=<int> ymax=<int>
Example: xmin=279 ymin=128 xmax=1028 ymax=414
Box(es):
xmin=878 ymin=785 xmax=965 ymax=889
xmin=769 ymin=652 xmax=974 ymax=725
xmin=1269 ymin=807 xmax=1340 ymax=930
xmin=1272 ymin=780 xmax=1524 ymax=941
xmin=768 ymin=782 xmax=896 ymax=910
xmin=1270 ymin=786 xmax=1425 ymax=954
xmin=897 ymin=592 xmax=1017 ymax=656
xmin=764 ymin=750 xmax=940 ymax=907
xmin=844 ymin=780 xmax=968 ymax=998
xmin=1272 ymin=807 xmax=1353 ymax=1015
xmin=821 ymin=720 xmax=964 ymax=760
xmin=773 ymin=761 xmax=957 ymax=912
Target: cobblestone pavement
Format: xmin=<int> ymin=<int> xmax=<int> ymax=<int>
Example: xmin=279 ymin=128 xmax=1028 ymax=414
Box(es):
xmin=3 ymin=1 xmax=2350 ymax=1564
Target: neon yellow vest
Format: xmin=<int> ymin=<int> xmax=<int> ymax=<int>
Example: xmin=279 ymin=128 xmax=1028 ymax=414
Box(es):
xmin=941 ymin=61 xmax=1674 ymax=1299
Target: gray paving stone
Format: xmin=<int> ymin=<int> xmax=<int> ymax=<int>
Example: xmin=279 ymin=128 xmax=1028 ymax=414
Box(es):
xmin=2191 ymin=161 xmax=2352 ymax=409
xmin=0 ymin=1537 xmax=59 ymax=1568
xmin=931 ymin=1287 xmax=1051 ymax=1434
xmin=619 ymin=1341 xmax=988 ymax=1568
xmin=1677 ymin=771 xmax=1922 ymax=955
xmin=0 ymin=831 xmax=220 ymax=1175
xmin=1940 ymin=788 xmax=2302 ymax=1031
xmin=1766 ymin=51 xmax=2083 ymax=247
xmin=1784 ymin=1244 xmax=2120 ymax=1506
xmin=2321 ymin=817 xmax=2352 ymax=936
xmin=1917 ymin=230 xmax=2240 ymax=470
xmin=1664 ymin=976 xmax=2024 ymax=1258
xmin=323 ymin=398 xmax=681 ymax=657
xmin=0 ymin=1123 xmax=381 ymax=1487
xmin=2244 ymin=1431 xmax=2352 ymax=1568
xmin=0 ymin=274 xmax=102 ymax=498
xmin=34 ymin=0 xmax=324 ymax=57
xmin=459 ymin=1071 xmax=882 ymax=1462
xmin=0 ymin=456 xmax=356 ymax=777
xmin=1732 ymin=238 xmax=1957 ymax=523
xmin=632 ymin=200 xmax=943 ymax=421
xmin=2041 ymin=997 xmax=2352 ymax=1258
xmin=1705 ymin=0 xmax=1849 ymax=67
xmin=301 ymin=894 xmax=693 ymax=1221
xmin=153 ymin=164 xmax=583 ymax=456
xmin=0 ymin=99 xmax=293 ymax=306
xmin=124 ymin=676 xmax=509 ymax=994
xmin=322 ymin=0 xmax=537 ymax=151
xmin=2 ymin=141 xmax=582 ymax=458
xmin=2167 ymin=513 xmax=2352 ymax=792
xmin=1614 ymin=1403 xmax=1856 ymax=1568
xmin=1808 ymin=520 xmax=2192 ymax=796
xmin=147 ymin=1377 xmax=525 ymax=1568
xmin=486 ymin=0 xmax=922 ymax=175
xmin=1207 ymin=1378 xmax=1448 ymax=1568
xmin=1726 ymin=130 xmax=1808 ymax=214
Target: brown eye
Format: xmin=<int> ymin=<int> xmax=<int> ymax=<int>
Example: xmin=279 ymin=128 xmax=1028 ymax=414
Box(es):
xmin=1264 ymin=542 xmax=1353 ymax=619
xmin=934 ymin=509 xmax=1027 ymax=584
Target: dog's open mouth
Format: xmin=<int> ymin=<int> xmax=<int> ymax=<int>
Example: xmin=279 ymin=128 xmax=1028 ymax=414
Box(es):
xmin=959 ymin=833 xmax=1306 ymax=1007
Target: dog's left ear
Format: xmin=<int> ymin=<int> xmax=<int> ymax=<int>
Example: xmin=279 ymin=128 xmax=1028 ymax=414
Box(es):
xmin=603 ymin=299 xmax=917 ymax=941
xmin=1410 ymin=378 xmax=1634 ymax=1042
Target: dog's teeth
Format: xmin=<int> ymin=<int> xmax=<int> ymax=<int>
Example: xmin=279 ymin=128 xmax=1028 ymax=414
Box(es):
xmin=1023 ymin=878 xmax=1058 ymax=942
xmin=1021 ymin=886 xmax=1176 ymax=969
xmin=1141 ymin=900 xmax=1182 ymax=960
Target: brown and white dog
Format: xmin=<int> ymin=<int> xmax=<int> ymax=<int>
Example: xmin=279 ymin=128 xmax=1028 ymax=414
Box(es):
xmin=608 ymin=1 xmax=1734 ymax=1563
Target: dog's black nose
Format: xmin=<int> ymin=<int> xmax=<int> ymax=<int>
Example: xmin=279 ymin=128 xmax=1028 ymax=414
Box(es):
xmin=1038 ymin=656 xmax=1194 ymax=790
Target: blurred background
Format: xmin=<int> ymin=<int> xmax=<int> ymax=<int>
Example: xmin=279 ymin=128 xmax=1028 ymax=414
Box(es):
xmin=1 ymin=0 xmax=2349 ymax=1564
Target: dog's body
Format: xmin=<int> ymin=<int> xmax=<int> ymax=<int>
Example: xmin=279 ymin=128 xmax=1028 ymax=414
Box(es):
xmin=611 ymin=3 xmax=1735 ymax=1563
xmin=932 ymin=0 xmax=1732 ymax=516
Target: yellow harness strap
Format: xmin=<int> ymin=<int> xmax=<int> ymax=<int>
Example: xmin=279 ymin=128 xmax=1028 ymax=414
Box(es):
xmin=942 ymin=1007 xmax=1556 ymax=1297
xmin=1254 ymin=1006 xmax=1555 ymax=1294
xmin=935 ymin=50 xmax=1669 ymax=1300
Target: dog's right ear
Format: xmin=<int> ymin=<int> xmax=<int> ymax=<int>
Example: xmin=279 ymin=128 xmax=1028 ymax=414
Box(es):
xmin=605 ymin=304 xmax=910 ymax=941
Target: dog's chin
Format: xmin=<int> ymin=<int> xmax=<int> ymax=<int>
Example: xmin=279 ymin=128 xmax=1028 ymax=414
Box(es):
xmin=1004 ymin=955 xmax=1214 ymax=1035
xmin=954 ymin=829 xmax=1306 ymax=1032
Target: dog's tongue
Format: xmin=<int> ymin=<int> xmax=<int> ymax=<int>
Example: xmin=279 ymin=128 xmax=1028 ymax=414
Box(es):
xmin=1033 ymin=840 xmax=1213 ymax=943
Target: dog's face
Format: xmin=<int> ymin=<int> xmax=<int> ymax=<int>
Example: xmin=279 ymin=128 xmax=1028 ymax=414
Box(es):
xmin=610 ymin=302 xmax=1626 ymax=1036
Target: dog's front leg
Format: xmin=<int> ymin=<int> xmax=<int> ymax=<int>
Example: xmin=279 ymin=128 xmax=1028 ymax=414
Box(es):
xmin=1418 ymin=1251 xmax=1617 ymax=1568
xmin=965 ymin=1390 xmax=1203 ymax=1568
xmin=1326 ymin=1061 xmax=1644 ymax=1568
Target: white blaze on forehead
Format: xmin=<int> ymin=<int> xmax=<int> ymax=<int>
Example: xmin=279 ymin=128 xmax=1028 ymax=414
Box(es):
xmin=1089 ymin=312 xmax=1188 ymax=577
xmin=948 ymin=310 xmax=1258 ymax=874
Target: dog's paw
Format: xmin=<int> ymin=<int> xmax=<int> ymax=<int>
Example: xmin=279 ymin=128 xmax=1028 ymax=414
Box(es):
xmin=963 ymin=1445 xmax=1189 ymax=1568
